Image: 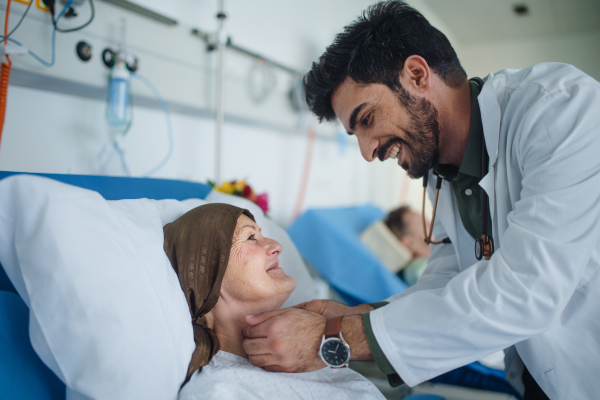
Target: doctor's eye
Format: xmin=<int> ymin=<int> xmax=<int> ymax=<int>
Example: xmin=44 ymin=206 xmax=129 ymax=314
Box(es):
xmin=362 ymin=113 xmax=372 ymax=127
xmin=248 ymin=234 xmax=256 ymax=241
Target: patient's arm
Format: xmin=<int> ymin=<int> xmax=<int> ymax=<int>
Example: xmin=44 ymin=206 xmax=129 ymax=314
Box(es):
xmin=295 ymin=299 xmax=374 ymax=318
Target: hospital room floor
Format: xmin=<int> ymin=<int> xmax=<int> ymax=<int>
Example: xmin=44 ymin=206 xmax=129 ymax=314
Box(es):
xmin=350 ymin=361 xmax=518 ymax=400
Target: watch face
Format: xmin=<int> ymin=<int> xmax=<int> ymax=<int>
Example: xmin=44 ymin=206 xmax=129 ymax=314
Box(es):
xmin=475 ymin=239 xmax=482 ymax=260
xmin=321 ymin=338 xmax=350 ymax=367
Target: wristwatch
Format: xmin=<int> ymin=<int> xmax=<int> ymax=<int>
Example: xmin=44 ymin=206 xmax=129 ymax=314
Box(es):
xmin=319 ymin=315 xmax=351 ymax=368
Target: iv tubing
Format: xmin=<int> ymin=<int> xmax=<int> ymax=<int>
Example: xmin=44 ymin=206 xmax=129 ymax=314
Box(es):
xmin=0 ymin=0 xmax=73 ymax=68
xmin=292 ymin=125 xmax=316 ymax=220
xmin=132 ymin=72 xmax=174 ymax=177
xmin=214 ymin=0 xmax=226 ymax=184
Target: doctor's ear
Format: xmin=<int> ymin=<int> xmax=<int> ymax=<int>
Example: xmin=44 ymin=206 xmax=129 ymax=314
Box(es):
xmin=399 ymin=55 xmax=431 ymax=94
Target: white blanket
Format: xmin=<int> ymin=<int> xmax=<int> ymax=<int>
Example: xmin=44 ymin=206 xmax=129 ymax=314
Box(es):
xmin=179 ymin=351 xmax=386 ymax=400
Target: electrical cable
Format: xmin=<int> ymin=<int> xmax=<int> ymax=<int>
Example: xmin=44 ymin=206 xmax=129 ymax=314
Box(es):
xmin=5 ymin=0 xmax=33 ymax=40
xmin=0 ymin=0 xmax=14 ymax=149
xmin=48 ymin=0 xmax=95 ymax=33
xmin=131 ymin=72 xmax=174 ymax=177
xmin=0 ymin=0 xmax=72 ymax=67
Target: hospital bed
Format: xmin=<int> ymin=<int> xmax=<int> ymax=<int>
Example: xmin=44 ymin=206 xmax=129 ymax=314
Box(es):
xmin=0 ymin=171 xmax=518 ymax=399
xmin=288 ymin=206 xmax=522 ymax=399
xmin=0 ymin=171 xmax=215 ymax=399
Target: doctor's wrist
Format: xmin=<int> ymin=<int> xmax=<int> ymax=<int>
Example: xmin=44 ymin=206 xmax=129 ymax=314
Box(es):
xmin=341 ymin=314 xmax=374 ymax=362
xmin=352 ymin=303 xmax=376 ymax=315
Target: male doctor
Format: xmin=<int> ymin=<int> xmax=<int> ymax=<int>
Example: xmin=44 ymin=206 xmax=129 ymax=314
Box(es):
xmin=242 ymin=2 xmax=600 ymax=399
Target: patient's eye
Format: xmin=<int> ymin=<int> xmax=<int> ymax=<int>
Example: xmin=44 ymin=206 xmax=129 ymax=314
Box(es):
xmin=248 ymin=234 xmax=256 ymax=241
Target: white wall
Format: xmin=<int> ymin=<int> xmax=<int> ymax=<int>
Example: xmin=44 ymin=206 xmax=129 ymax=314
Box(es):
xmin=0 ymin=0 xmax=435 ymax=227
xmin=459 ymin=31 xmax=600 ymax=81
xmin=4 ymin=0 xmax=596 ymax=228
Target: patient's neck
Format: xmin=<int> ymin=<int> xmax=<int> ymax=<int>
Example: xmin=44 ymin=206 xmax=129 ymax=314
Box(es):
xmin=207 ymin=296 xmax=281 ymax=359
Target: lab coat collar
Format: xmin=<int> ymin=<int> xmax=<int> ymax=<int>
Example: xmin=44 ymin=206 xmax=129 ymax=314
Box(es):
xmin=477 ymin=73 xmax=503 ymax=223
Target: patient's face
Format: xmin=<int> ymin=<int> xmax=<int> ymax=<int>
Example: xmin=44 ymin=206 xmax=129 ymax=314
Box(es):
xmin=221 ymin=215 xmax=296 ymax=309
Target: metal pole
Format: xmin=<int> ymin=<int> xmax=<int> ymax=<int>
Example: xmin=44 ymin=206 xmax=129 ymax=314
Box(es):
xmin=214 ymin=0 xmax=227 ymax=184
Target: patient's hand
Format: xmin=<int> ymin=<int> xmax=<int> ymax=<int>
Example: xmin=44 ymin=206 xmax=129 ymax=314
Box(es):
xmin=243 ymin=308 xmax=327 ymax=373
xmin=295 ymin=299 xmax=375 ymax=318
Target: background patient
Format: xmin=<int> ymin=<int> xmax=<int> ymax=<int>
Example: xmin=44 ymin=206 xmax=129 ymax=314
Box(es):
xmin=163 ymin=203 xmax=385 ymax=400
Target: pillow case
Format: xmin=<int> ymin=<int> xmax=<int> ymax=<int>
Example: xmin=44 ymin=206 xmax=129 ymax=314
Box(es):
xmin=0 ymin=175 xmax=195 ymax=400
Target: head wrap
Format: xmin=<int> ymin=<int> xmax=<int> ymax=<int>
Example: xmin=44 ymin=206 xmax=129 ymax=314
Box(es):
xmin=163 ymin=203 xmax=255 ymax=386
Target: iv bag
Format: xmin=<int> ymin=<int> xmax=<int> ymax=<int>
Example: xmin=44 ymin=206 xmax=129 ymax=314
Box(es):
xmin=106 ymin=60 xmax=132 ymax=135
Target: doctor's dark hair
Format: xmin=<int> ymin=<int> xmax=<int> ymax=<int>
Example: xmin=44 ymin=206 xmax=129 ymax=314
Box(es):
xmin=304 ymin=0 xmax=466 ymax=122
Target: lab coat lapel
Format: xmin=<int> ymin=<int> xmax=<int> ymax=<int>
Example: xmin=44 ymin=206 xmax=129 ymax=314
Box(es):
xmin=477 ymin=73 xmax=502 ymax=223
xmin=430 ymin=176 xmax=461 ymax=266
xmin=426 ymin=172 xmax=458 ymax=247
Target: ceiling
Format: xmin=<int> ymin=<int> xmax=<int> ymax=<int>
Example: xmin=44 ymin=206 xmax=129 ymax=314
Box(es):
xmin=422 ymin=0 xmax=600 ymax=45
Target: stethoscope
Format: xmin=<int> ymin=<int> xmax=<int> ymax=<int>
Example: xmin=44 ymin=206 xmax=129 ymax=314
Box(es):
xmin=421 ymin=78 xmax=494 ymax=261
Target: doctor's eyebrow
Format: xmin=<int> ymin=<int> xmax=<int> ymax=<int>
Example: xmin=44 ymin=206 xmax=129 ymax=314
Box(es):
xmin=349 ymin=103 xmax=367 ymax=131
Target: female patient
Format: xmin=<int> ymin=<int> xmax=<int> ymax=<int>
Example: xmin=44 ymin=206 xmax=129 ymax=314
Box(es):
xmin=163 ymin=203 xmax=385 ymax=400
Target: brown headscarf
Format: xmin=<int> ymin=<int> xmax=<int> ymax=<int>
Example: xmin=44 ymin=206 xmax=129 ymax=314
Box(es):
xmin=163 ymin=203 xmax=255 ymax=386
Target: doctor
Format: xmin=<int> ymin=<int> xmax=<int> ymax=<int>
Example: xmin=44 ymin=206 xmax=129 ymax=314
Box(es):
xmin=242 ymin=2 xmax=600 ymax=399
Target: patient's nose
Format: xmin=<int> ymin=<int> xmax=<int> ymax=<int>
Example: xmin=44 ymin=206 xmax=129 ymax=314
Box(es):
xmin=266 ymin=238 xmax=282 ymax=256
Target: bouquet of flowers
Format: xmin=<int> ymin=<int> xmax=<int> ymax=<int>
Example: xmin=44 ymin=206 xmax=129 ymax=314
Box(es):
xmin=208 ymin=179 xmax=269 ymax=214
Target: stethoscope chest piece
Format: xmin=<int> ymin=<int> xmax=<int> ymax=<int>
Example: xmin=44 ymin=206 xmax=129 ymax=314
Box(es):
xmin=475 ymin=235 xmax=494 ymax=261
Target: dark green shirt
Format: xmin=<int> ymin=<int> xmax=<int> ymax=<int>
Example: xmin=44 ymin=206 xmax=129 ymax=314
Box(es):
xmin=433 ymin=80 xmax=491 ymax=240
xmin=362 ymin=80 xmax=490 ymax=386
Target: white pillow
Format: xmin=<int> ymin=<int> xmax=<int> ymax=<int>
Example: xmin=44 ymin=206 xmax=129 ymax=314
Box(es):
xmin=0 ymin=175 xmax=316 ymax=400
xmin=0 ymin=175 xmax=195 ymax=400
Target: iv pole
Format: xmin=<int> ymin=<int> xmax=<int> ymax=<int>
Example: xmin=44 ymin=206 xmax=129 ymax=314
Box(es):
xmin=214 ymin=0 xmax=226 ymax=184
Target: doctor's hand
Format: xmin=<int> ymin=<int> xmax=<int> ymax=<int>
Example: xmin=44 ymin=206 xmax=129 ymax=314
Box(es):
xmin=243 ymin=307 xmax=327 ymax=373
xmin=295 ymin=299 xmax=375 ymax=318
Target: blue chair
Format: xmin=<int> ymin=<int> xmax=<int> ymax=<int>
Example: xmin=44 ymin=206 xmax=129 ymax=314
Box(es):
xmin=288 ymin=205 xmax=408 ymax=305
xmin=0 ymin=171 xmax=212 ymax=400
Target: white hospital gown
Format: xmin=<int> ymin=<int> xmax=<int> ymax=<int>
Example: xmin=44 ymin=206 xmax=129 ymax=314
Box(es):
xmin=178 ymin=351 xmax=386 ymax=400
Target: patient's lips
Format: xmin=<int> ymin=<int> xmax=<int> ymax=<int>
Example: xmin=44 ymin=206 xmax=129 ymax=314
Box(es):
xmin=266 ymin=262 xmax=280 ymax=272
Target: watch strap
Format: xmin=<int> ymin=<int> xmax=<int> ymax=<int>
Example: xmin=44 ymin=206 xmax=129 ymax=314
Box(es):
xmin=324 ymin=315 xmax=343 ymax=339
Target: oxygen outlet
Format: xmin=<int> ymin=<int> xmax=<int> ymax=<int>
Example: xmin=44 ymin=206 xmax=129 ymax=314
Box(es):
xmin=76 ymin=41 xmax=92 ymax=62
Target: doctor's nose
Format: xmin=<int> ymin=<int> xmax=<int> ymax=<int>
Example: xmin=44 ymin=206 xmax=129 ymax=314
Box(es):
xmin=357 ymin=136 xmax=378 ymax=162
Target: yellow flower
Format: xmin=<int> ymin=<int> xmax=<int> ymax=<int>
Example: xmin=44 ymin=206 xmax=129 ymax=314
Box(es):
xmin=215 ymin=181 xmax=234 ymax=194
xmin=233 ymin=179 xmax=246 ymax=193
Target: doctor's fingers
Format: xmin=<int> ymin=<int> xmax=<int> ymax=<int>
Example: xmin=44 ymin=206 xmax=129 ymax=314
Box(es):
xmin=248 ymin=352 xmax=326 ymax=373
xmin=247 ymin=353 xmax=291 ymax=371
xmin=294 ymin=299 xmax=340 ymax=316
xmin=243 ymin=307 xmax=312 ymax=339
xmin=242 ymin=337 xmax=273 ymax=356
xmin=245 ymin=308 xmax=290 ymax=327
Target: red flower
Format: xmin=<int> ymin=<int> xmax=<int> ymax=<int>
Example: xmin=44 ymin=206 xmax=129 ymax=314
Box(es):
xmin=255 ymin=193 xmax=269 ymax=213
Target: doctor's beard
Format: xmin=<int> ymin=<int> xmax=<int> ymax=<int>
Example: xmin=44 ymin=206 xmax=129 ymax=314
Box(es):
xmin=394 ymin=86 xmax=441 ymax=179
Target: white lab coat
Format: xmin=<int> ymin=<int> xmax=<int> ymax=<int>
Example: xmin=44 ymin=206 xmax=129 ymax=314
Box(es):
xmin=370 ymin=63 xmax=600 ymax=400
